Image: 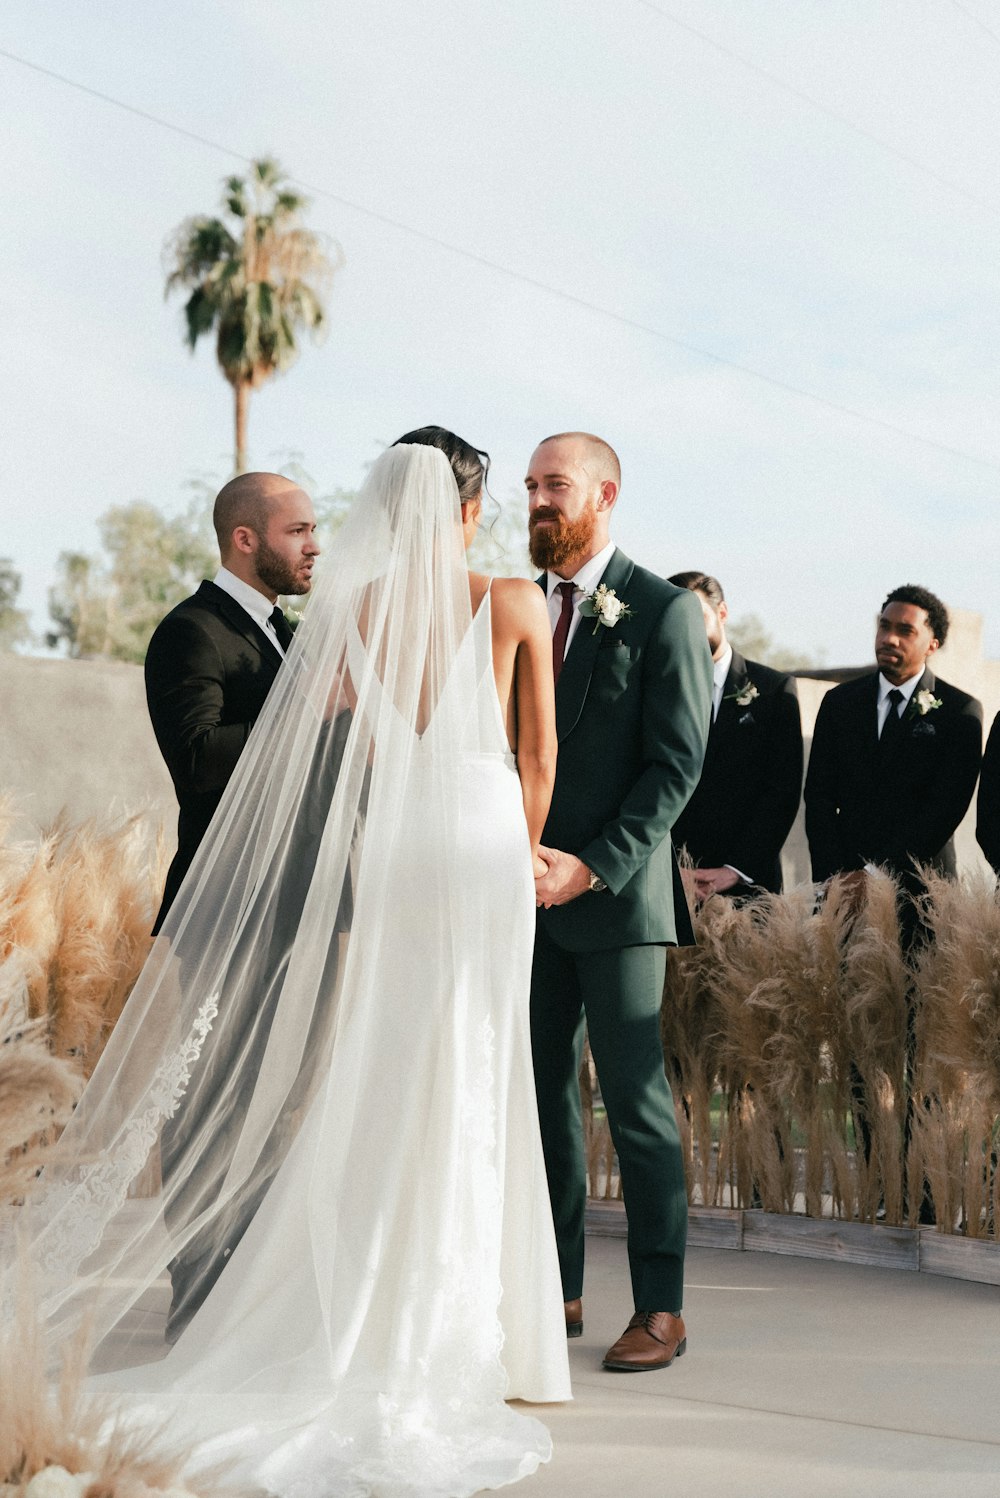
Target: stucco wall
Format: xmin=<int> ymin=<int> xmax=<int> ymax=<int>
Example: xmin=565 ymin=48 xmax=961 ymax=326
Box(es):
xmin=1 ymin=651 xmax=175 ymax=837
xmin=3 ymin=604 xmax=998 ymax=884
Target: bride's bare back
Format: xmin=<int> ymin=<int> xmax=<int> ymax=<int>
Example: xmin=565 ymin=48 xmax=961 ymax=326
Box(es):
xmin=468 ymin=571 xmax=557 ymax=857
xmin=338 ymin=569 xmax=555 ymax=859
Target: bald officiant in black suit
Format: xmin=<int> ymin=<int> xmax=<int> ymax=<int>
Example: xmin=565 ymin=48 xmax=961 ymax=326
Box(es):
xmin=145 ymin=470 xmax=320 ymax=1340
xmin=145 ymin=471 xmax=320 ymax=934
xmin=669 ymin=572 xmax=802 ymax=898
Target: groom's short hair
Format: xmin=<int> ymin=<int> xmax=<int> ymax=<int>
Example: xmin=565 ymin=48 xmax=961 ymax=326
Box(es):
xmin=539 ymin=432 xmax=621 ymax=489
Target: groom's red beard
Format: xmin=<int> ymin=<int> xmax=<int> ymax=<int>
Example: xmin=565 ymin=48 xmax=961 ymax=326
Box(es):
xmin=528 ymin=501 xmax=598 ymax=571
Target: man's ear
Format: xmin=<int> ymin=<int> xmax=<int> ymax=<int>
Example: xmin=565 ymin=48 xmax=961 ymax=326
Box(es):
xmin=927 ymin=636 xmax=941 ymax=656
xmin=231 ymin=525 xmax=257 ymax=556
xmin=718 ymin=601 xmax=729 ymax=627
xmin=597 ymin=479 xmax=618 ymax=512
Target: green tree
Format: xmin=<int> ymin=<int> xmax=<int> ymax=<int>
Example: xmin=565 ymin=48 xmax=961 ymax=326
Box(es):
xmin=47 ymin=500 xmax=217 ymax=663
xmin=0 ymin=559 xmax=32 ymax=651
xmin=100 ymin=500 xmax=218 ymax=663
xmin=727 ymin=611 xmax=825 ymax=673
xmin=47 ymin=552 xmax=110 ymax=658
xmin=164 ymin=158 xmax=342 ymax=473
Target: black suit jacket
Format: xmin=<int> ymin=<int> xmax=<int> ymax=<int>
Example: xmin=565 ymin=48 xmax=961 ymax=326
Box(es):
xmin=672 ymin=650 xmax=803 ymax=893
xmin=145 ymin=580 xmax=284 ymax=933
xmin=976 ymin=710 xmax=1000 ymax=875
xmin=804 ymin=667 xmax=982 ymax=883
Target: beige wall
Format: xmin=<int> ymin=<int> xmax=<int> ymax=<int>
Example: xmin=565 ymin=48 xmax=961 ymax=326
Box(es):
xmin=1 ymin=652 xmax=175 ymax=836
xmin=4 ymin=606 xmax=998 ymax=882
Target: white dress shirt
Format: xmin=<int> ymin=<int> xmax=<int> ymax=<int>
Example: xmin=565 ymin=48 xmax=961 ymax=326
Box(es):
xmin=545 ymin=540 xmax=618 ymax=662
xmin=213 ymin=567 xmax=285 ymax=658
xmin=712 ymin=644 xmax=734 ymax=723
xmin=863 ymin=671 xmax=924 ymax=877
xmin=876 ymin=670 xmax=921 ymax=737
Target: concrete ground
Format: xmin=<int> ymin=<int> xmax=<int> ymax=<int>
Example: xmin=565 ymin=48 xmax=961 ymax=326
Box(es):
xmin=514 ymin=1235 xmax=1000 ymax=1498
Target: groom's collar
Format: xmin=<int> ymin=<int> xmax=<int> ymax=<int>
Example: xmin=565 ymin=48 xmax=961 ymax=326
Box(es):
xmin=543 ymin=539 xmax=617 ymax=599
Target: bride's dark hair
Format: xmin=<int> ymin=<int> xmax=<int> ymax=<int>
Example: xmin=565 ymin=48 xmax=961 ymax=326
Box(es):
xmin=393 ymin=425 xmax=490 ymax=505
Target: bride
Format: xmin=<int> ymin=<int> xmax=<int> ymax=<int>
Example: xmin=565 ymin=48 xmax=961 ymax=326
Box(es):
xmin=8 ymin=429 xmax=571 ymax=1496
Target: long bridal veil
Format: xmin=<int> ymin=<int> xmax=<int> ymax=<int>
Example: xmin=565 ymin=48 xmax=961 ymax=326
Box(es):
xmin=4 ymin=443 xmax=569 ymax=1496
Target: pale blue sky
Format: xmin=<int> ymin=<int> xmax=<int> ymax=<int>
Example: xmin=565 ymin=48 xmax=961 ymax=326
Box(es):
xmin=4 ymin=0 xmax=1000 ymax=664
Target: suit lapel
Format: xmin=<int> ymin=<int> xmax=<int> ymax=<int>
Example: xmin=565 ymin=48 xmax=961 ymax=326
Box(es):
xmin=861 ymin=671 xmax=881 ymax=751
xmin=879 ymin=666 xmax=934 ymax=766
xmin=199 ymin=581 xmax=282 ymax=673
xmin=554 ymin=549 xmax=633 ymax=741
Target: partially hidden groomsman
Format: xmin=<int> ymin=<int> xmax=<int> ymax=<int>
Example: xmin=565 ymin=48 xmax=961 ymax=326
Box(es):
xmin=528 ymin=432 xmax=712 ymax=1371
xmin=669 ymin=572 xmax=803 ymax=898
xmin=804 ymin=584 xmax=981 ymax=1220
xmin=145 ymin=471 xmax=319 ymax=933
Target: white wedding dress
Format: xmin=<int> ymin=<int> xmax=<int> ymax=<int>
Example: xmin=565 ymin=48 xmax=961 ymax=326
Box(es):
xmin=9 ymin=447 xmax=569 ymax=1498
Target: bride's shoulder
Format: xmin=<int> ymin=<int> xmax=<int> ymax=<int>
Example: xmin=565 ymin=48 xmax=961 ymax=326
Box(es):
xmin=488 ymin=577 xmax=549 ymax=635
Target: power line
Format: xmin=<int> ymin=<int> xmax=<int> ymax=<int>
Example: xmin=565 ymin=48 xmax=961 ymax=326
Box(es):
xmin=632 ymin=0 xmax=1000 ymax=219
xmin=3 ymin=44 xmax=1000 ymax=479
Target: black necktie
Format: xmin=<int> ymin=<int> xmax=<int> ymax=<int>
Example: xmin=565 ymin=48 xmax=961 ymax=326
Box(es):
xmin=879 ymin=687 xmax=905 ymax=751
xmin=269 ymin=606 xmax=294 ymax=653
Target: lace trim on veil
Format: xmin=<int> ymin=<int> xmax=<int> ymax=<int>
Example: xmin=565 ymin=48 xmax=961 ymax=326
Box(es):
xmin=32 ymin=994 xmax=220 ymax=1282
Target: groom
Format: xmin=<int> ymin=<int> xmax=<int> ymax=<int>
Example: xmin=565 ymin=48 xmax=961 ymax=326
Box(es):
xmin=528 ymin=432 xmax=712 ymax=1371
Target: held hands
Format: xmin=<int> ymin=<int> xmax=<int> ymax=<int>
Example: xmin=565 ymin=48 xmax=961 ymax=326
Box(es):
xmin=534 ymin=846 xmax=592 ymax=908
xmin=692 ymin=866 xmax=744 ymax=901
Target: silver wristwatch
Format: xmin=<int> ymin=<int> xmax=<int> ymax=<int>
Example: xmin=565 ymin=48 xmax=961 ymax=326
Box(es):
xmin=587 ymin=868 xmax=607 ymax=893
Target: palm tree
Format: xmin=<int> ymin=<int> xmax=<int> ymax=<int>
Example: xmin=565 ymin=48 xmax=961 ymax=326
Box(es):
xmin=164 ymin=157 xmax=342 ymax=472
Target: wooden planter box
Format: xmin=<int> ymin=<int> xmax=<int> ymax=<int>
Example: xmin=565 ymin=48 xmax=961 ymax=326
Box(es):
xmin=584 ymin=1200 xmax=1000 ymax=1286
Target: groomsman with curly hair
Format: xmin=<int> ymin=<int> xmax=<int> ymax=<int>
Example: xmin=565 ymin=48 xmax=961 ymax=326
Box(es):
xmin=805 ymin=585 xmax=981 ymax=902
xmin=805 ymin=583 xmax=982 ymax=1220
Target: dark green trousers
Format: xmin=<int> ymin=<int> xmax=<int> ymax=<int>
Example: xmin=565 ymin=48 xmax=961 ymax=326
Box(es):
xmin=529 ymin=924 xmax=687 ymax=1311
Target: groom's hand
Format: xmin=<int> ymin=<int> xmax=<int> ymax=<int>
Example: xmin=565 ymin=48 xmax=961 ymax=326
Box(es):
xmin=534 ymin=847 xmax=592 ymax=907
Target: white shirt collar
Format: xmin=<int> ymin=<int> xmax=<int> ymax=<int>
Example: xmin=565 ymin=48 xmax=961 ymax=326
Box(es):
xmin=213 ymin=567 xmax=278 ymax=631
xmin=877 ymin=670 xmax=923 ymax=707
xmin=545 ymin=540 xmax=617 ymax=599
xmin=713 ymin=644 xmax=734 ymax=694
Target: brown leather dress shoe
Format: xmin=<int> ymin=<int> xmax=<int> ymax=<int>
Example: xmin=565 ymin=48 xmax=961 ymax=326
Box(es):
xmin=564 ymin=1298 xmax=583 ymax=1338
xmin=602 ymin=1311 xmax=687 ymax=1371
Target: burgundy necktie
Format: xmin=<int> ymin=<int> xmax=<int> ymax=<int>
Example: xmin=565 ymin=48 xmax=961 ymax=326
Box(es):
xmin=551 ymin=581 xmax=576 ymax=686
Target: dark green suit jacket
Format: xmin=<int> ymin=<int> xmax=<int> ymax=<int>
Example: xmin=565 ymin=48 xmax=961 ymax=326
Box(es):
xmin=538 ymin=549 xmax=712 ymax=952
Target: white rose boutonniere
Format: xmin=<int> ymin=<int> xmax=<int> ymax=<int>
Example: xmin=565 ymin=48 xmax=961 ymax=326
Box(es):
xmin=725 ymin=680 xmax=759 ymax=709
xmin=579 ymin=584 xmax=633 ymax=635
xmin=912 ymin=689 xmax=942 ymax=717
